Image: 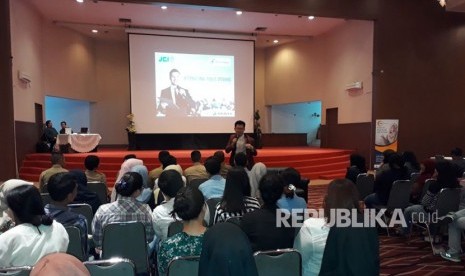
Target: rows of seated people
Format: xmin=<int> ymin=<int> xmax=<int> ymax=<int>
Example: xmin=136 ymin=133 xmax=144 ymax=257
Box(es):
xmin=347 ymin=147 xmax=465 ymax=263
xmin=0 ymin=148 xmax=381 ymax=275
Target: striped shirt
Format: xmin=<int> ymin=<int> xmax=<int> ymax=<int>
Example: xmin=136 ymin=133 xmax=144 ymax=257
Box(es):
xmin=92 ymin=196 xmax=155 ymax=248
xmin=213 ymin=196 xmax=261 ymax=224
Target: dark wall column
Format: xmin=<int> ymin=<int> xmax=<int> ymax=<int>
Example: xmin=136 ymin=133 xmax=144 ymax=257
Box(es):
xmin=0 ymin=0 xmax=17 ymax=179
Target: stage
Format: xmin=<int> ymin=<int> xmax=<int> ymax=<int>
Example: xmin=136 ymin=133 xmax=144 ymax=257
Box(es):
xmin=19 ymin=147 xmax=352 ymax=186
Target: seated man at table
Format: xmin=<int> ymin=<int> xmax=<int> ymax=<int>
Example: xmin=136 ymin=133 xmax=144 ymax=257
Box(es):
xmin=39 ymin=152 xmax=68 ymax=192
xmin=42 ymin=120 xmax=58 ymax=152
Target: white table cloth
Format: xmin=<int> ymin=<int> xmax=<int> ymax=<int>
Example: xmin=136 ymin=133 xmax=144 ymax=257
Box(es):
xmin=57 ymin=134 xmax=101 ymax=153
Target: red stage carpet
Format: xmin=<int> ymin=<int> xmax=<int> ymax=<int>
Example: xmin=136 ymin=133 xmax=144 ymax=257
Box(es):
xmin=19 ymin=147 xmax=351 ymax=186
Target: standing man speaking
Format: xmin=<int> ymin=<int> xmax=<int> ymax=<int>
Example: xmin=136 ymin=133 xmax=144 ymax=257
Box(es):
xmin=225 ymin=120 xmax=257 ymax=170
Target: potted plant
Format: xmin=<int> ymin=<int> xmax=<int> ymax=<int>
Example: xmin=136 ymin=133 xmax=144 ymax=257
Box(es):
xmin=126 ymin=113 xmax=137 ymax=150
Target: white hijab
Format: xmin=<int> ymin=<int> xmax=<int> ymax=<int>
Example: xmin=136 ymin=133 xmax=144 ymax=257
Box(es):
xmin=0 ymin=179 xmax=33 ymax=230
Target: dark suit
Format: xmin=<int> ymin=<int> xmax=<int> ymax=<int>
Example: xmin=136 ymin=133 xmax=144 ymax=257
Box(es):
xmin=225 ymin=134 xmax=257 ymax=170
xmin=158 ymin=86 xmax=195 ymax=116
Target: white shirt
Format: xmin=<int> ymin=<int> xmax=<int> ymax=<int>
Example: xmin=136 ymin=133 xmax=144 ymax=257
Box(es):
xmin=0 ymin=221 xmax=69 ymax=267
xmin=236 ymin=135 xmax=246 ymax=154
xmin=293 ymin=218 xmax=330 ymax=276
xmin=152 ymin=198 xmax=176 ymax=241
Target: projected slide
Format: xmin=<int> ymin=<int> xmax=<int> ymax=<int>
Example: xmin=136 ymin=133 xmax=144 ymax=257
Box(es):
xmin=155 ymin=53 xmax=235 ymax=117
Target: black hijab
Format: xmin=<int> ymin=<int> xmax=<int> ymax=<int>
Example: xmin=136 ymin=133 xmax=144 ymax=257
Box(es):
xmin=199 ymin=222 xmax=258 ymax=276
xmin=69 ymin=169 xmax=101 ymax=213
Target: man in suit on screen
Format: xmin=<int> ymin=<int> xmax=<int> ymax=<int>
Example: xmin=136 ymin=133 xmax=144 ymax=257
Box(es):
xmin=158 ymin=68 xmax=196 ymax=116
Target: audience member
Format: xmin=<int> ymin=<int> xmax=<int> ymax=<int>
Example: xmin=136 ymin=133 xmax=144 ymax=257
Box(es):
xmin=84 ymin=155 xmax=107 ymax=185
xmin=0 ymin=185 xmax=68 ymax=267
xmin=402 ymin=160 xmax=460 ymax=235
xmin=450 ymin=147 xmax=465 ymax=175
xmin=213 ymin=150 xmax=232 ymax=178
xmin=131 ymin=164 xmax=153 ymax=205
xmin=42 ymin=120 xmax=58 ymax=152
xmin=157 ymin=186 xmax=206 ymax=276
xmin=149 ymin=150 xmax=170 ymax=186
xmin=30 ymin=253 xmax=90 ymax=276
xmin=294 ymin=179 xmax=364 ymax=276
xmin=402 ymin=151 xmax=421 ymax=176
xmin=241 ymin=173 xmax=295 ymax=251
xmin=376 ymin=149 xmax=396 ymax=177
xmin=111 ymin=157 xmax=143 ymax=201
xmin=441 ymin=208 xmax=465 ymax=262
xmin=44 ymin=172 xmax=88 ymax=257
xmin=225 ymin=120 xmax=257 ymax=170
xmin=234 ymin=152 xmax=249 ymax=169
xmin=248 ymin=162 xmax=267 ymax=199
xmin=410 ymin=159 xmax=436 ymax=204
xmin=184 ymin=150 xmax=209 ymax=183
xmin=365 ymin=153 xmax=409 ymax=208
xmin=123 ymin=154 xmax=137 ymax=161
xmin=213 ymin=168 xmax=260 ymax=224
xmin=0 ymin=179 xmax=33 ymax=233
xmin=198 ymin=157 xmax=226 ymax=200
xmin=92 ymin=172 xmax=154 ymax=250
xmin=152 ymin=170 xmax=185 ymax=242
xmin=277 ymin=167 xmax=307 ymax=213
xmin=199 ymin=222 xmax=258 ymax=276
xmin=345 ymin=153 xmax=367 ymax=184
xmin=39 ymin=152 xmax=68 ymax=192
xmin=69 ymin=170 xmax=101 ymax=213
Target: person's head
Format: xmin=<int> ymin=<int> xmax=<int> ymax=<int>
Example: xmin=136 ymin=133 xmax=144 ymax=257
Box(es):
xmin=402 ymin=151 xmax=419 ymax=169
xmin=0 ymin=179 xmax=33 ymax=216
xmin=451 ymin=147 xmax=463 ymax=159
xmin=114 ymin=172 xmax=143 ymax=197
xmin=349 ymin=154 xmax=366 ymax=172
xmin=280 ymin=167 xmax=301 ymax=199
xmin=51 ymin=152 xmax=65 ymax=167
xmin=158 ymin=150 xmax=170 ymax=163
xmin=234 ymin=120 xmax=246 ymax=136
xmin=6 ymin=185 xmax=52 ymax=226
xmin=382 ymin=149 xmax=396 ymax=164
xmin=323 ymin=179 xmax=360 ymax=222
xmin=388 ymin=153 xmax=405 ymax=170
xmin=158 ymin=170 xmax=184 ymax=199
xmin=68 ymin=170 xmax=88 ymax=188
xmin=60 ymin=121 xmax=67 ymax=129
xmin=436 ymin=161 xmax=460 ymax=186
xmin=123 ymin=154 xmax=137 ymax=161
xmin=31 ymin=253 xmax=90 ymax=276
xmin=421 ymin=159 xmax=436 ymax=175
xmin=213 ymin=150 xmax=225 ymax=163
xmin=84 ymin=155 xmax=100 ymax=171
xmin=234 ymin=152 xmax=247 ymax=167
xmin=171 ymin=186 xmax=205 ymax=221
xmin=259 ymin=173 xmax=284 ymax=208
xmin=191 ymin=150 xmax=202 ymax=163
xmin=221 ymin=168 xmax=251 ymax=212
xmin=204 ymin=156 xmax=221 ymax=176
xmin=45 ymin=120 xmax=52 ymax=128
xmin=169 ymin=69 xmax=180 ymax=86
xmin=162 ymin=155 xmax=177 ymax=169
xmin=47 ymin=172 xmax=78 ymax=204
xmin=130 ymin=164 xmax=149 ymax=188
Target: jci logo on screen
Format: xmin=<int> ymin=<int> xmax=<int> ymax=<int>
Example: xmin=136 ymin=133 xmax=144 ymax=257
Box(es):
xmin=158 ymin=56 xmax=171 ymax=62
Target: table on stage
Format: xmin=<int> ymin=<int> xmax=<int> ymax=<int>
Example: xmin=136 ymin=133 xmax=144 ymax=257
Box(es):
xmin=57 ymin=134 xmax=102 ymax=153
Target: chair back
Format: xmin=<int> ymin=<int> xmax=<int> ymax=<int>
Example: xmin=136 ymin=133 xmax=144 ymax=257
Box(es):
xmin=410 ymin=172 xmax=421 ymax=184
xmin=421 ymin=179 xmax=435 ymax=201
xmin=84 ymin=258 xmax=136 ymax=276
xmin=167 ymin=255 xmax=200 ymax=276
xmin=188 ymin=178 xmax=208 ymax=189
xmin=386 ymin=180 xmax=413 ymax=211
xmin=0 ymin=266 xmax=32 ymax=276
xmin=435 ymin=188 xmax=461 ymax=217
xmin=68 ymin=203 xmax=93 ymax=234
xmin=65 ymin=226 xmax=86 ymax=261
xmin=167 ymin=220 xmax=183 ymax=238
xmin=87 ymin=182 xmax=108 ymax=204
xmin=205 ymin=197 xmax=221 ymax=227
xmin=40 ymin=193 xmax=52 ymax=206
xmin=102 ymin=222 xmax=149 ymax=274
xmin=355 ymin=173 xmax=374 ymax=200
xmin=254 ymin=248 xmax=301 ymax=276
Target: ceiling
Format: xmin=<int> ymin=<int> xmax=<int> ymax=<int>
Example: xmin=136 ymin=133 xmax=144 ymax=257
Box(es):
xmin=25 ymin=0 xmax=348 ymax=48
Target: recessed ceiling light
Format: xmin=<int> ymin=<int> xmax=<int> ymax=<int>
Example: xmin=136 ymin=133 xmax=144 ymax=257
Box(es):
xmin=76 ymin=0 xmax=84 ymax=3
xmin=161 ymin=6 xmax=168 ymax=10
xmin=236 ymin=11 xmax=243 ymax=15
xmin=308 ymin=16 xmax=315 ymax=20
xmin=273 ymin=40 xmax=279 ymax=44
xmin=92 ymin=29 xmax=98 ymax=33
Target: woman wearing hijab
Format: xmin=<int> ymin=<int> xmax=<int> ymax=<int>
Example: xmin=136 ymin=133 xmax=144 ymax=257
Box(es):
xmin=31 ymin=253 xmax=90 ymax=276
xmin=0 ymin=179 xmax=33 ymax=233
xmin=198 ymin=222 xmax=258 ymax=276
xmin=131 ymin=164 xmax=155 ymax=207
xmin=410 ymin=159 xmax=436 ymax=204
xmin=111 ymin=158 xmax=144 ymax=201
xmin=69 ymin=170 xmax=101 ymax=213
xmin=0 ymin=185 xmax=69 ymax=267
